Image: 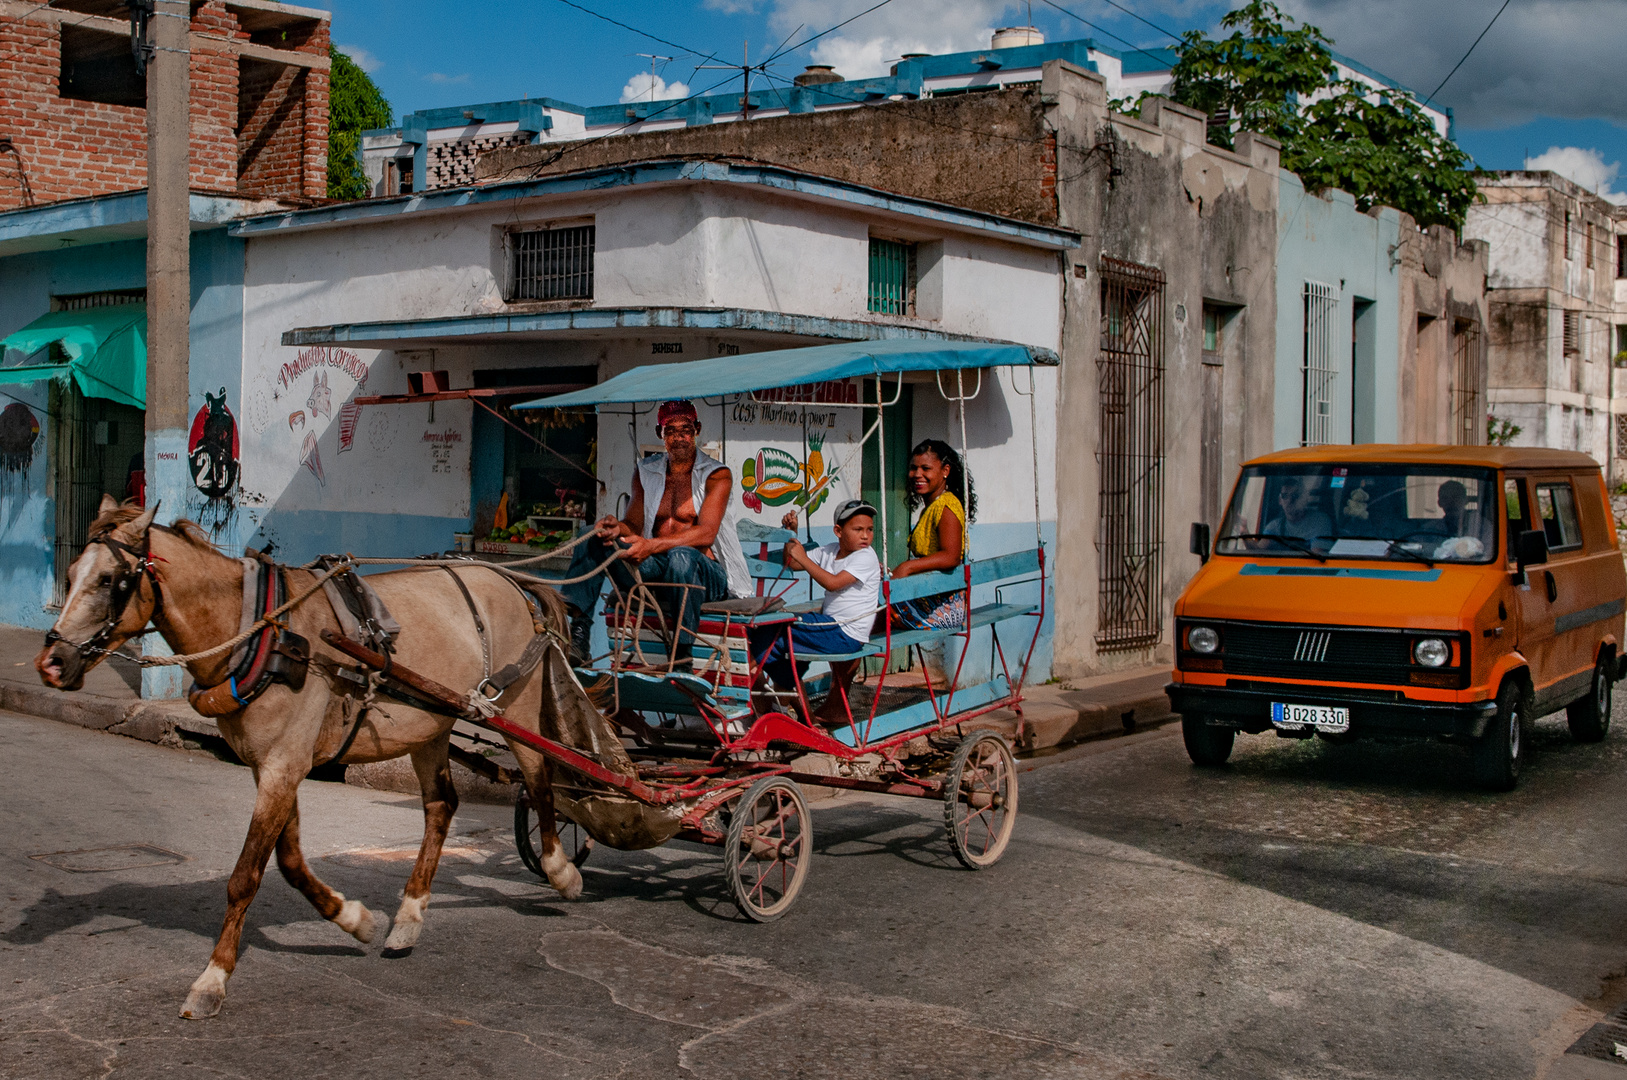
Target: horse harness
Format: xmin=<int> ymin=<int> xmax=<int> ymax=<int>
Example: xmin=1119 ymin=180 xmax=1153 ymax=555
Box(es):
xmin=187 ymin=554 xmax=311 ymax=716
xmin=44 ymin=529 xmax=166 ymax=659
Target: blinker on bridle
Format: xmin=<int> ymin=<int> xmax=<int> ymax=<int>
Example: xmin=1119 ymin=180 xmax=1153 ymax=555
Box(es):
xmin=44 ymin=530 xmax=163 ymax=658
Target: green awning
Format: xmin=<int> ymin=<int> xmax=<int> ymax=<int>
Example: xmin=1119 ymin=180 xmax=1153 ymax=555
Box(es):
xmin=0 ymin=303 xmax=146 ymax=408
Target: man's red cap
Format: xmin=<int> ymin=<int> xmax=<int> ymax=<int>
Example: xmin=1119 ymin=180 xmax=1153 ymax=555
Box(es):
xmin=657 ymin=400 xmax=699 ymax=429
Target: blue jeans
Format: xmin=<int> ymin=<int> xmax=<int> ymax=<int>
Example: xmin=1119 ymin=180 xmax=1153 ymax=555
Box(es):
xmin=559 ymin=536 xmax=730 ymax=651
xmin=747 ymin=613 xmax=866 ymax=690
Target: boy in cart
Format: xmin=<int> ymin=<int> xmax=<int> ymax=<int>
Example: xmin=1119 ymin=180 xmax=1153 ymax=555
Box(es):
xmin=748 ymin=499 xmax=882 ymax=725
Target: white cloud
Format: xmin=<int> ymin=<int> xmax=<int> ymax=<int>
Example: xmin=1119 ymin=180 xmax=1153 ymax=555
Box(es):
xmin=703 ymin=0 xmax=761 ymax=12
xmin=1525 ymin=146 xmax=1627 ymax=204
xmin=764 ymin=0 xmax=1025 ymax=80
xmin=1281 ymin=1 xmax=1627 ymax=128
xmin=425 ymin=72 xmax=470 ymax=85
xmin=336 ymin=45 xmax=381 ymax=74
xmin=619 ymin=72 xmax=693 ymax=103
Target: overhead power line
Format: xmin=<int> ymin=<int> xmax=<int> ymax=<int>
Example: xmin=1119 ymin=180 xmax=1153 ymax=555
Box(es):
xmin=1037 ymin=0 xmax=1166 ymax=62
xmin=765 ymin=0 xmax=894 ymax=66
xmin=1091 ymin=0 xmax=1184 ymax=44
xmin=1424 ymin=0 xmax=1513 ymax=107
xmin=552 ymin=0 xmax=717 ymax=66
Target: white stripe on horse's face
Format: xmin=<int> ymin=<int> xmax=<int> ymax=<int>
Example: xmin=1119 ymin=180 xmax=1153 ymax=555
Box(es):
xmin=53 ymin=546 xmax=118 ymax=642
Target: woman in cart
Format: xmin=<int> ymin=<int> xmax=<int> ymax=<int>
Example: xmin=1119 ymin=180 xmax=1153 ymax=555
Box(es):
xmin=891 ymin=439 xmax=976 ymax=630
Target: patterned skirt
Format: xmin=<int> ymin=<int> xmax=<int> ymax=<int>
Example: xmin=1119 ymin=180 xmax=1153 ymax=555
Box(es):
xmin=891 ymin=591 xmax=967 ymax=633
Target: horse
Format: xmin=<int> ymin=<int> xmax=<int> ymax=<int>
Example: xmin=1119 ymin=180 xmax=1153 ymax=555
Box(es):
xmin=35 ymin=497 xmax=584 ymax=1019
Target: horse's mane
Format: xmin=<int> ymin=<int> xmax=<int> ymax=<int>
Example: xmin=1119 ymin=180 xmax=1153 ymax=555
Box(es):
xmin=90 ymin=501 xmax=216 ymax=552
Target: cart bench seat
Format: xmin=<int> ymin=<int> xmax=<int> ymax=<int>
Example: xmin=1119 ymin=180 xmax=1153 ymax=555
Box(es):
xmin=587 ymin=668 xmax=754 ymax=721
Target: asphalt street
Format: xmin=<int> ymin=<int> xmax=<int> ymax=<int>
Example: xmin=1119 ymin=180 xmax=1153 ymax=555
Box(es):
xmin=3 ymin=703 xmax=1627 ymax=1079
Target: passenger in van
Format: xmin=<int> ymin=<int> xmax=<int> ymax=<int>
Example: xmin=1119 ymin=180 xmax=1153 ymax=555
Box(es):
xmin=1433 ymin=480 xmax=1469 ymax=535
xmin=1260 ymin=478 xmax=1332 ymax=542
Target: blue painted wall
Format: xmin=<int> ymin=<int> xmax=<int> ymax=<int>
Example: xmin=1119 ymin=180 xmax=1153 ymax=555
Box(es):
xmin=1274 ymin=170 xmax=1403 ymax=451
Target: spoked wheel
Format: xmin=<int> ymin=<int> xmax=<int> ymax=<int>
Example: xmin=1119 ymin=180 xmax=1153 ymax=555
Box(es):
xmin=513 ymin=788 xmax=593 ymax=879
xmin=723 ymin=776 xmax=811 ymax=922
xmin=943 ymin=732 xmax=1018 ymax=870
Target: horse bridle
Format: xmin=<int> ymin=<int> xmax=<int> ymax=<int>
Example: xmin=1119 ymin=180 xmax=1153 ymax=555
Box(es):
xmin=43 ymin=530 xmax=163 ymax=659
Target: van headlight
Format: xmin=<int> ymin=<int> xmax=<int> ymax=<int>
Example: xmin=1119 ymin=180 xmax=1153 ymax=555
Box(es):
xmin=1413 ymin=638 xmax=1450 ymax=668
xmin=1188 ymin=626 xmax=1221 ymax=654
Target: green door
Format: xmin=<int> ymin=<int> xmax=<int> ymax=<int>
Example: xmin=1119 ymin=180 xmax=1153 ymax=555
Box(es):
xmin=862 ymin=382 xmax=912 ymax=672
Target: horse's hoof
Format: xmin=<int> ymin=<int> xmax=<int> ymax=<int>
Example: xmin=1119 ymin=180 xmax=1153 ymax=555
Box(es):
xmin=383 ymin=919 xmax=421 ymax=952
xmin=335 ymin=898 xmax=376 ymax=944
xmin=180 ymin=963 xmax=227 ymax=1019
xmin=554 ymin=862 xmax=584 ymax=901
xmin=383 ymin=894 xmax=425 ymax=952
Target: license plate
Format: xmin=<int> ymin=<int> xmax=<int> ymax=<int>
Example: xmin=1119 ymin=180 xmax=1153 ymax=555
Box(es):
xmin=1271 ymin=702 xmax=1350 ymax=733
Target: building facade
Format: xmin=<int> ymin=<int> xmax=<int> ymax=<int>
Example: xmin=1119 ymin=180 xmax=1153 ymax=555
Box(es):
xmin=1464 ymin=172 xmax=1627 ymax=475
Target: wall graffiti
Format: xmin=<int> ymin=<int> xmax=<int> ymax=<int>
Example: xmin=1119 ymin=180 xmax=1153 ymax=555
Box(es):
xmin=188 ymin=389 xmax=240 ymax=499
xmin=0 ymin=403 xmax=39 ymax=474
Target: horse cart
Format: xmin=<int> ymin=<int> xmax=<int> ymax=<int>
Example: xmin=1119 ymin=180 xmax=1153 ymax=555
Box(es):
xmin=328 ymin=339 xmax=1052 ymax=920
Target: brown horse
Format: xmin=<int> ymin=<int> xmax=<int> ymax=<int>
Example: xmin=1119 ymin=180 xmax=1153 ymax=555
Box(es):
xmin=35 ymin=497 xmax=583 ymax=1019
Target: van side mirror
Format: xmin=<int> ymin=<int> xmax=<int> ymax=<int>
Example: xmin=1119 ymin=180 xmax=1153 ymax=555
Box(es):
xmin=1516 ymin=529 xmax=1549 ymax=570
xmin=1190 ymin=522 xmax=1211 ymax=565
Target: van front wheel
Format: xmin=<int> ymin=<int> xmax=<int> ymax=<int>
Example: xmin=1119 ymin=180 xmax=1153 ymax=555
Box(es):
xmin=1182 ymin=715 xmax=1235 ymax=767
xmin=1473 ymin=680 xmax=1528 ymax=791
xmin=1567 ymin=653 xmax=1613 ymax=743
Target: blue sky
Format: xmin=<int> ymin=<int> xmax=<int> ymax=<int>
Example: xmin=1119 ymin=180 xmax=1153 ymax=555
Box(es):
xmin=327 ymin=0 xmax=1627 ymax=202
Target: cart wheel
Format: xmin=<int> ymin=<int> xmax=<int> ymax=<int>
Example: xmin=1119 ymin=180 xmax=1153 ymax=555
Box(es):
xmin=943 ymin=732 xmax=1018 ymax=870
xmin=723 ymin=776 xmax=811 ymax=922
xmin=513 ymin=788 xmax=592 ymax=879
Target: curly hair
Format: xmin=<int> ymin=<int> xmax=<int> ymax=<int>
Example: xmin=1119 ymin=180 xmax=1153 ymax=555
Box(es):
xmin=904 ymin=439 xmax=977 ymax=523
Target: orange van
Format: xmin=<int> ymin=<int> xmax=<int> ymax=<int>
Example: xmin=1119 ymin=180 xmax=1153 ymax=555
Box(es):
xmin=1169 ymin=445 xmax=1626 ymax=790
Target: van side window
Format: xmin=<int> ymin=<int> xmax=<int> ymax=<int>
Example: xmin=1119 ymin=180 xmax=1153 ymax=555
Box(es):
xmin=1534 ymin=482 xmax=1583 ymax=550
xmin=1504 ymin=477 xmax=1529 ymax=567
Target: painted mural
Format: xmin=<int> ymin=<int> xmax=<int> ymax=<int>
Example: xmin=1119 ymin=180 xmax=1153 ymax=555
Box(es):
xmin=0 ymin=403 xmax=39 ymax=474
xmin=739 ymin=433 xmax=836 ymax=514
xmin=188 ymin=389 xmax=240 ymax=499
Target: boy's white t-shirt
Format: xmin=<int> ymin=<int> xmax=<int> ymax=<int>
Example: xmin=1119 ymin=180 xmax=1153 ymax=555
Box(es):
xmin=808 ymin=542 xmax=882 ymax=642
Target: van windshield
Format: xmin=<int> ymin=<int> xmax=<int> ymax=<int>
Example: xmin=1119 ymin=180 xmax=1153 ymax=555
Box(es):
xmin=1215 ymin=464 xmax=1499 ymax=564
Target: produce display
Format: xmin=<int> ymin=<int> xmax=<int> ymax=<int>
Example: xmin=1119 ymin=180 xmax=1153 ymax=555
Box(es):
xmin=487 ymin=523 xmax=574 ymax=548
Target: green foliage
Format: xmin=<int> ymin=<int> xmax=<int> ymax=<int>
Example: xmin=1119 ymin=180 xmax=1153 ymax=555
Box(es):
xmin=1487 ymin=415 xmax=1522 ymax=447
xmin=1169 ymin=0 xmax=1479 ymax=230
xmin=327 ymin=46 xmax=392 ymax=201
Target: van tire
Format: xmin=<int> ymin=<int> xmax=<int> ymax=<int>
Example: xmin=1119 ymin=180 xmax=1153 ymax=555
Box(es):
xmin=1473 ymin=680 xmax=1528 ymax=792
xmin=1182 ymin=715 xmax=1235 ymax=767
xmin=1566 ymin=653 xmax=1613 ymax=743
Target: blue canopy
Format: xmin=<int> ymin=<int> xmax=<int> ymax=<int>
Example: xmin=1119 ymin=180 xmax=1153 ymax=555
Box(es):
xmin=514 ymin=338 xmax=1051 ymax=410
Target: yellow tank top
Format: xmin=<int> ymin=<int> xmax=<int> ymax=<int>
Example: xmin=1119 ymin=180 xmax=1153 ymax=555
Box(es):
xmin=909 ymin=492 xmax=967 ymax=560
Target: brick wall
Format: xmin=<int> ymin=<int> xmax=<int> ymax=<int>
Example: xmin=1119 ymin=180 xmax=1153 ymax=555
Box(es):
xmin=0 ymin=5 xmax=329 ymax=212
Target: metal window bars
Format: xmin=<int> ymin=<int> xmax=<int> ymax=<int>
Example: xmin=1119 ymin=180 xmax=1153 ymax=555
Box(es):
xmin=867 ymin=237 xmax=915 ymax=316
xmin=1301 ymin=281 xmax=1338 ymax=446
xmin=509 ymin=224 xmax=595 ymax=301
xmin=1095 ymin=256 xmax=1166 ymax=651
xmin=1451 ymin=320 xmax=1484 ymax=445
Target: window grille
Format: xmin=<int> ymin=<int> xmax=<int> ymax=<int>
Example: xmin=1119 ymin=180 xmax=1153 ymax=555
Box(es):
xmin=867 ymin=237 xmax=916 ymax=316
xmin=1563 ymin=309 xmax=1579 ymax=356
xmin=1096 ymin=256 xmax=1165 ymax=651
xmin=1451 ymin=320 xmax=1483 ymax=445
xmin=50 ymin=289 xmax=145 ymax=312
xmin=1618 ymin=235 xmax=1626 ymax=279
xmin=1564 ymin=210 xmax=1573 ymax=260
xmin=1587 ymin=221 xmax=1596 ymax=269
xmin=1301 ymin=281 xmax=1338 ymax=446
xmin=509 ymin=224 xmax=595 ymax=301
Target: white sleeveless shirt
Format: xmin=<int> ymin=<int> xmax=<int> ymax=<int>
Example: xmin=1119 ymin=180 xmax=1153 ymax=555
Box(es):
xmin=635 ymin=450 xmax=751 ymax=599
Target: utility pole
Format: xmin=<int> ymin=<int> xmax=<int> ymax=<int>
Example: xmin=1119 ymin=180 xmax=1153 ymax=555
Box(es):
xmin=131 ymin=0 xmax=189 ymax=698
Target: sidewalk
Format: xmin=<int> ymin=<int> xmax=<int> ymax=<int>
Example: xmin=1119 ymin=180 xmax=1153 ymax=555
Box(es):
xmin=0 ymin=623 xmax=1177 ymax=796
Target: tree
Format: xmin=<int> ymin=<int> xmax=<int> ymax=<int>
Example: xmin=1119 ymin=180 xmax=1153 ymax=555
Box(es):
xmin=1169 ymin=1 xmax=1478 ymax=230
xmin=327 ymin=47 xmax=392 ymax=201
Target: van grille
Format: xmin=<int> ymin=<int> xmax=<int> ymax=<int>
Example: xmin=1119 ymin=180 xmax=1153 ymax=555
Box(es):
xmin=1218 ymin=622 xmax=1413 ymax=685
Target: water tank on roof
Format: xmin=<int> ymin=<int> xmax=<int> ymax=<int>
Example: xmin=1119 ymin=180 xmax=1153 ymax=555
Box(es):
xmin=991 ymin=26 xmax=1044 ymax=49
xmin=794 ymin=65 xmax=843 ymax=86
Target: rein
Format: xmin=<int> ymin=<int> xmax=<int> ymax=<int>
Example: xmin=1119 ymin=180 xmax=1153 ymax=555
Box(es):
xmin=44 ymin=530 xmax=164 ymax=660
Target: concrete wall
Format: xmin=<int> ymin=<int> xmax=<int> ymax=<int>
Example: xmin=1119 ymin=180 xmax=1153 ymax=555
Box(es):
xmin=1043 ymin=64 xmax=1280 ymax=679
xmin=1398 ymin=223 xmax=1490 ymax=446
xmin=482 ymin=90 xmax=1059 ymax=227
